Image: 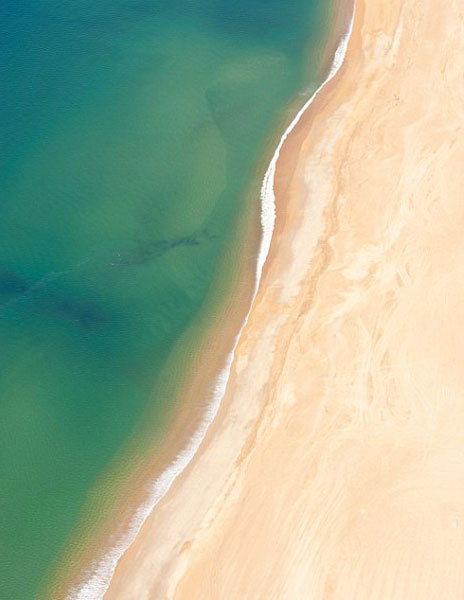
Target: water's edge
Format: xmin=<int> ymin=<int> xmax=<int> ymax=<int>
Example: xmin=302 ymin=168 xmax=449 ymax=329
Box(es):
xmin=67 ymin=4 xmax=356 ymax=599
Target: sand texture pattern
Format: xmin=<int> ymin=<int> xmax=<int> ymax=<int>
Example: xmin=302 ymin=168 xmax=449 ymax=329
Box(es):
xmin=105 ymin=0 xmax=464 ymax=597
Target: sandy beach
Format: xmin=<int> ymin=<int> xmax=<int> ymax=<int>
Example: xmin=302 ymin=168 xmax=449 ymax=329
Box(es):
xmin=104 ymin=0 xmax=464 ymax=597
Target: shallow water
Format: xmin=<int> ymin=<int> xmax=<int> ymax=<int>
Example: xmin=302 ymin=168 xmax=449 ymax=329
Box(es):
xmin=0 ymin=0 xmax=332 ymax=597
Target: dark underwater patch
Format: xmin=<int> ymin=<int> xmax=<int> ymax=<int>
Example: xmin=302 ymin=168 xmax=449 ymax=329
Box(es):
xmin=114 ymin=229 xmax=214 ymax=268
xmin=0 ymin=270 xmax=28 ymax=295
xmin=57 ymin=298 xmax=108 ymax=329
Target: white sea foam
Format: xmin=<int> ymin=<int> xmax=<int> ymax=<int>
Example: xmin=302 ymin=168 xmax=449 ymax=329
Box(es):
xmin=67 ymin=5 xmax=356 ymax=599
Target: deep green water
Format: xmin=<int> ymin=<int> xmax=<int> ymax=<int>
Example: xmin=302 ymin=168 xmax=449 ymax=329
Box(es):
xmin=1 ymin=0 xmax=332 ymax=597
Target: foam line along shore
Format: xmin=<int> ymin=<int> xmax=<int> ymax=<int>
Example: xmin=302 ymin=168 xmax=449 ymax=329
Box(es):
xmin=66 ymin=4 xmax=357 ymax=599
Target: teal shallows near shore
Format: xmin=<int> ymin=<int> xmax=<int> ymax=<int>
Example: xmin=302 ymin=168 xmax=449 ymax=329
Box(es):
xmin=1 ymin=0 xmax=333 ymax=597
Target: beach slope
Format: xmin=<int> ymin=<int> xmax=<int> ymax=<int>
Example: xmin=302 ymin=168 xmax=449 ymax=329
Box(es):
xmin=105 ymin=0 xmax=464 ymax=597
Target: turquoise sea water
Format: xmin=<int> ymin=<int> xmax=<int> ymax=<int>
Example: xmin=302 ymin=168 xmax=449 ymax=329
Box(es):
xmin=1 ymin=0 xmax=332 ymax=597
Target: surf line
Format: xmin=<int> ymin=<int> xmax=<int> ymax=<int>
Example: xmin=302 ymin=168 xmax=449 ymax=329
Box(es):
xmin=68 ymin=4 xmax=356 ymax=599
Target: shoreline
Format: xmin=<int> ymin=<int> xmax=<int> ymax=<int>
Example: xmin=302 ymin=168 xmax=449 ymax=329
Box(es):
xmin=53 ymin=3 xmax=355 ymax=599
xmin=103 ymin=0 xmax=464 ymax=596
xmin=100 ymin=0 xmax=361 ymax=593
xmin=98 ymin=2 xmax=356 ymax=598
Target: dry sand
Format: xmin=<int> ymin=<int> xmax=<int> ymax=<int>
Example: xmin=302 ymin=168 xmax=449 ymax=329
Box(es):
xmin=104 ymin=0 xmax=464 ymax=597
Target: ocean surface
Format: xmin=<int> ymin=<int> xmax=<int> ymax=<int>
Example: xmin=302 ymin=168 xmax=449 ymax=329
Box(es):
xmin=0 ymin=0 xmax=333 ymax=597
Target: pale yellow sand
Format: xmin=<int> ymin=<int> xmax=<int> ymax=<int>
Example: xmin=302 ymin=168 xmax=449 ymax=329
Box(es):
xmin=105 ymin=0 xmax=464 ymax=597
